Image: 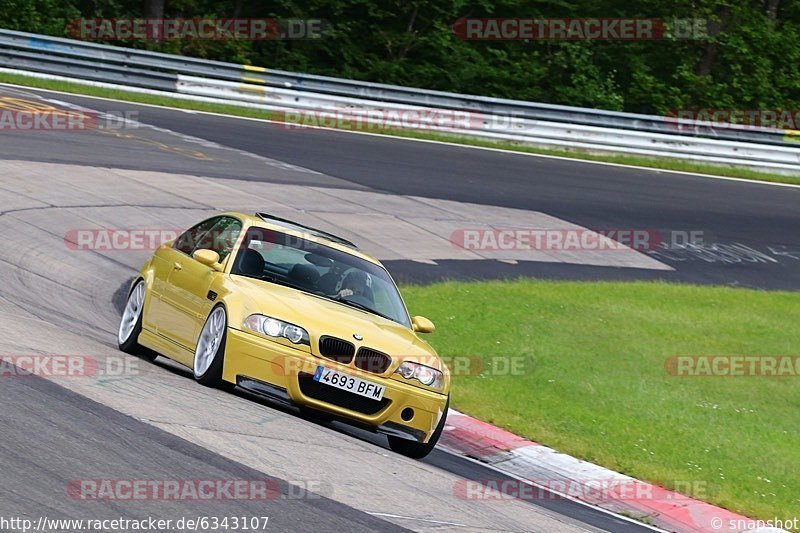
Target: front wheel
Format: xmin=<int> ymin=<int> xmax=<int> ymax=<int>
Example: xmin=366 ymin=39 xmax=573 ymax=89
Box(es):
xmin=193 ymin=305 xmax=227 ymax=387
xmin=388 ymin=397 xmax=449 ymax=459
xmin=117 ymin=280 xmax=157 ymax=361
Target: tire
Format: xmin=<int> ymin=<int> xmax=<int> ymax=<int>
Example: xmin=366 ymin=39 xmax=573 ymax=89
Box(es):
xmin=193 ymin=305 xmax=227 ymax=387
xmin=117 ymin=280 xmax=157 ymax=362
xmin=388 ymin=397 xmax=449 ymax=460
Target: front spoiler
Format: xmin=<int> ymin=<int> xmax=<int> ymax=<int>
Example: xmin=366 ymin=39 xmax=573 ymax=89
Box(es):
xmin=237 ymin=375 xmax=426 ymax=442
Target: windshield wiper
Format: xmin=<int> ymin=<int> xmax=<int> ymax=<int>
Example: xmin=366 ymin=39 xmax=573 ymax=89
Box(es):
xmin=333 ymin=296 xmax=394 ymax=321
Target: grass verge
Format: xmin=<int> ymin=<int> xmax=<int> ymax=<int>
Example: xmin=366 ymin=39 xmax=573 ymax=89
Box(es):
xmin=401 ymin=279 xmax=800 ymax=522
xmin=1 ymin=72 xmax=799 ymax=187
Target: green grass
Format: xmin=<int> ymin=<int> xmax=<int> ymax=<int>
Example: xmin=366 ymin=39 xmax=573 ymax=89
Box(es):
xmin=401 ymin=280 xmax=800 ymax=522
xmin=2 ymin=72 xmax=799 ymax=187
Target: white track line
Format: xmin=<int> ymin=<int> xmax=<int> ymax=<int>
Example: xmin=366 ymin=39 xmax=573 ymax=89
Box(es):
xmin=366 ymin=513 xmax=469 ymax=527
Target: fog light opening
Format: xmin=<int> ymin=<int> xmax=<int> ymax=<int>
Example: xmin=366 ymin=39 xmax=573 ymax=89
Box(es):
xmin=401 ymin=407 xmax=414 ymax=422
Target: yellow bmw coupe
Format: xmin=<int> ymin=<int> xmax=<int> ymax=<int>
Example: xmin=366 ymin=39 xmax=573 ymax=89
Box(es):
xmin=118 ymin=212 xmax=450 ymax=458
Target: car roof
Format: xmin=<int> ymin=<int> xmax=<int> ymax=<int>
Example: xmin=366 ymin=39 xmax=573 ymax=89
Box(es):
xmin=223 ymin=212 xmax=383 ymax=266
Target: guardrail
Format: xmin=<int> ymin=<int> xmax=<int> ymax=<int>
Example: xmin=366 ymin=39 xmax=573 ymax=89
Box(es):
xmin=1 ymin=28 xmax=798 ymax=173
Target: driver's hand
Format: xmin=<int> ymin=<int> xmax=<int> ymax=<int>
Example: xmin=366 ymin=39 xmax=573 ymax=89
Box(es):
xmin=337 ymin=288 xmax=354 ymax=298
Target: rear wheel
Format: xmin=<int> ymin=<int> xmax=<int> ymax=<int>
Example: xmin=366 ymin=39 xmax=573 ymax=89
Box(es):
xmin=388 ymin=397 xmax=449 ymax=459
xmin=117 ymin=280 xmax=157 ymax=362
xmin=193 ymin=305 xmax=227 ymax=387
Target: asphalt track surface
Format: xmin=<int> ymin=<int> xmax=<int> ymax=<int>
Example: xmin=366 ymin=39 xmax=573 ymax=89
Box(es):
xmin=0 ymin=84 xmax=662 ymax=532
xmin=3 ymin=85 xmax=799 ymax=289
xmin=0 ymin=365 xmax=406 ymax=533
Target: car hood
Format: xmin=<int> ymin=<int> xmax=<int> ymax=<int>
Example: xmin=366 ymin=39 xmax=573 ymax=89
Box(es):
xmin=229 ymin=276 xmax=440 ymax=364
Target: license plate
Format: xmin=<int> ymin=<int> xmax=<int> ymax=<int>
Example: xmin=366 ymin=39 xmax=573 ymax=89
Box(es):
xmin=313 ymin=366 xmax=385 ymax=401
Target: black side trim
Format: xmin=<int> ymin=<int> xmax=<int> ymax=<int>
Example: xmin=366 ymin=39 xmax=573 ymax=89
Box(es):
xmin=237 ymin=376 xmax=292 ymax=405
xmin=376 ymin=422 xmax=426 ymax=443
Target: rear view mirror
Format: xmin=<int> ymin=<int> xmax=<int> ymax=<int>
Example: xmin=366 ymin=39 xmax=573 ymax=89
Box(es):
xmin=193 ymin=249 xmax=223 ymax=271
xmin=305 ymin=253 xmax=334 ymax=267
xmin=412 ymin=316 xmax=435 ymax=334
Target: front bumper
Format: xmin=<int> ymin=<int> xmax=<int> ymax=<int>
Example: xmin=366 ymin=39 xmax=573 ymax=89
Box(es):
xmin=222 ymin=328 xmax=448 ymax=443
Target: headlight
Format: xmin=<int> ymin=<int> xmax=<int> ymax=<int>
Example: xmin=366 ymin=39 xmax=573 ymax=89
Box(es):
xmin=243 ymin=314 xmax=310 ymax=345
xmin=395 ymin=361 xmax=444 ymax=389
xmin=263 ymin=318 xmax=283 ymax=337
xmin=283 ymin=324 xmax=305 ymax=344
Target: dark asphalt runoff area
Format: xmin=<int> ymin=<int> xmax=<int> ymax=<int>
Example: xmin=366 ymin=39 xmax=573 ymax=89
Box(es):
xmin=0 ymin=363 xmax=406 ymax=533
xmin=2 ymin=86 xmax=798 ymax=290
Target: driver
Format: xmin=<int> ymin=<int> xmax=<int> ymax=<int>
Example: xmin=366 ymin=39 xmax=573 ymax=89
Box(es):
xmin=335 ymin=271 xmax=372 ymax=301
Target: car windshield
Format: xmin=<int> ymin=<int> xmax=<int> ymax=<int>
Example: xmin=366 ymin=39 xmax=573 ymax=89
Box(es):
xmin=231 ymin=226 xmax=411 ymax=328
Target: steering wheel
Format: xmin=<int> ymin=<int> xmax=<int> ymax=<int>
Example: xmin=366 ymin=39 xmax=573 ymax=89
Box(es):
xmin=344 ymin=294 xmax=374 ymax=308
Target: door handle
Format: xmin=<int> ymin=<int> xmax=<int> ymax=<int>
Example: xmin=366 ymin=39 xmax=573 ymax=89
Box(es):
xmin=173 ymin=262 xmax=182 ymax=271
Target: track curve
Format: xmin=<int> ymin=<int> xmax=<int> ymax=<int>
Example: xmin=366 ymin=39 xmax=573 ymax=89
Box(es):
xmin=3 ymin=81 xmax=792 ymax=532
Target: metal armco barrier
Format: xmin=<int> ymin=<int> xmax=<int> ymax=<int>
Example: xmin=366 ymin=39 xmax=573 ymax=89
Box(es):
xmin=0 ymin=28 xmax=798 ymax=173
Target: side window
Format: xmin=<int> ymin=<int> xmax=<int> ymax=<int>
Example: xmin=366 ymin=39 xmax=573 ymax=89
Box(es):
xmin=174 ymin=217 xmax=221 ymax=255
xmin=203 ymin=217 xmax=243 ymax=262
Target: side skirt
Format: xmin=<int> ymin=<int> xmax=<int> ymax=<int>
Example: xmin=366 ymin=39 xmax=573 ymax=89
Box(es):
xmin=139 ymin=327 xmax=194 ymax=368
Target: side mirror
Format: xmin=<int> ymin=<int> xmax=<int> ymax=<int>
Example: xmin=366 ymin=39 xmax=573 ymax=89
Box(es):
xmin=411 ymin=316 xmax=435 ymax=334
xmin=193 ymin=249 xmax=223 ymax=271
